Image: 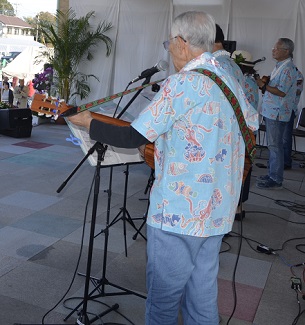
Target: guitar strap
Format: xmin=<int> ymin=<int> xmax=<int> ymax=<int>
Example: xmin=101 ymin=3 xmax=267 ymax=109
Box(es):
xmin=191 ymin=68 xmax=256 ymax=163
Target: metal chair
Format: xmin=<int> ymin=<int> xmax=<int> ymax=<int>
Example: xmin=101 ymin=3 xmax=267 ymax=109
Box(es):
xmin=292 ymin=107 xmax=305 ymax=154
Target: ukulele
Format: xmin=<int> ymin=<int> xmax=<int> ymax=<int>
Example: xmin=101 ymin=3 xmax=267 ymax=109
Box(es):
xmin=254 ymin=74 xmax=270 ymax=94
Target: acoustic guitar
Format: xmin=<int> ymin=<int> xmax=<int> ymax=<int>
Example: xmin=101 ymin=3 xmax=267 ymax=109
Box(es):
xmin=31 ymin=94 xmax=253 ymax=182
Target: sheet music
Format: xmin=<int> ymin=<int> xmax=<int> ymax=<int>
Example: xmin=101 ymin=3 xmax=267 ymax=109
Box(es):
xmin=65 ymin=101 xmax=143 ymax=166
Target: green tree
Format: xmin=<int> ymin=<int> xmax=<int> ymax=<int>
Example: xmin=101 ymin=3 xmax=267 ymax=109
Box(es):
xmin=39 ymin=9 xmax=112 ymax=103
xmin=24 ymin=12 xmax=56 ymax=44
xmin=0 ymin=0 xmax=14 ymax=15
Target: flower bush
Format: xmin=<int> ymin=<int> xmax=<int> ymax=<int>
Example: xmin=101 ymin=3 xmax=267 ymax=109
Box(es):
xmin=33 ymin=66 xmax=53 ymax=95
xmin=32 ymin=66 xmax=54 ymax=118
xmin=0 ymin=102 xmax=10 ymax=109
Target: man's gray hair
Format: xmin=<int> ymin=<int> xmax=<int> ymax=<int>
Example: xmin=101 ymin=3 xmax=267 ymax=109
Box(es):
xmin=279 ymin=38 xmax=294 ymax=58
xmin=171 ymin=11 xmax=216 ymax=52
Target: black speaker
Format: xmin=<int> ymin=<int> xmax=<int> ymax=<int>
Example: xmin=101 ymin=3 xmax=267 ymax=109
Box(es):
xmin=0 ymin=108 xmax=32 ymax=138
xmin=223 ymin=40 xmax=237 ymax=54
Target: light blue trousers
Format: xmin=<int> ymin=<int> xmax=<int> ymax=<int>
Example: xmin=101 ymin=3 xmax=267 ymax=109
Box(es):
xmin=265 ymin=117 xmax=286 ymax=183
xmin=146 ymin=225 xmax=223 ymax=325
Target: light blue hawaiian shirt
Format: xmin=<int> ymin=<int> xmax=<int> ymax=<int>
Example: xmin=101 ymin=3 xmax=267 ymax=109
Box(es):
xmin=244 ymin=74 xmax=259 ymax=110
xmin=132 ymin=52 xmax=258 ymax=237
xmin=261 ymin=58 xmax=298 ymax=121
xmin=214 ymin=50 xmax=245 ymax=90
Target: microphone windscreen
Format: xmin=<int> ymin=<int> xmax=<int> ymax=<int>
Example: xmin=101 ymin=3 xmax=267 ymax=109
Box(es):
xmin=156 ymin=60 xmax=169 ymax=71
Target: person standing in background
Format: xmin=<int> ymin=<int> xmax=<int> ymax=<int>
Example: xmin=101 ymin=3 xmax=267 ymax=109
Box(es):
xmin=232 ymin=50 xmax=259 ymax=111
xmin=283 ymin=68 xmax=304 ymax=169
xmin=231 ymin=50 xmax=260 ymax=220
xmin=213 ymin=24 xmax=245 ymax=88
xmin=256 ymin=38 xmax=298 ymax=189
xmin=13 ymin=78 xmax=29 ymax=108
xmin=0 ymin=76 xmax=11 ymax=101
xmin=1 ymin=81 xmax=14 ymax=107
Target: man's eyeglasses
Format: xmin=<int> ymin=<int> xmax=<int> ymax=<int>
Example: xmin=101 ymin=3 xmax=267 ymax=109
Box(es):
xmin=272 ymin=47 xmax=288 ymax=51
xmin=163 ymin=36 xmax=187 ymax=51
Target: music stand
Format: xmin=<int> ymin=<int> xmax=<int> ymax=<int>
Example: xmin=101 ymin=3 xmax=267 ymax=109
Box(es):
xmin=94 ymin=163 xmax=146 ymax=257
xmin=60 ymin=77 xmax=154 ymax=324
xmin=58 ymin=143 xmax=146 ymax=325
xmin=20 ymin=142 xmax=114 ymax=325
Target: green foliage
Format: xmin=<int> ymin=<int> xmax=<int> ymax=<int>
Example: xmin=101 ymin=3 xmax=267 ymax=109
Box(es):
xmin=24 ymin=12 xmax=56 ymax=44
xmin=0 ymin=102 xmax=10 ymax=109
xmin=0 ymin=0 xmax=14 ymax=15
xmin=39 ymin=9 xmax=112 ymax=103
xmin=233 ymin=53 xmax=246 ymax=65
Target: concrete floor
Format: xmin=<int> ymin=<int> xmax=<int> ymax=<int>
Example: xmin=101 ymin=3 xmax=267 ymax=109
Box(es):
xmin=0 ymin=122 xmax=305 ymax=325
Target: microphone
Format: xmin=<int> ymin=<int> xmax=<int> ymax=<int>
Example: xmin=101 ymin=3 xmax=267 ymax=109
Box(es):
xmin=252 ymin=57 xmax=266 ymax=65
xmin=130 ymin=60 xmax=169 ymax=84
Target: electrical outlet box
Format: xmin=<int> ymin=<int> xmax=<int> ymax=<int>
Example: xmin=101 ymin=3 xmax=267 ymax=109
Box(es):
xmin=291 ymin=277 xmax=302 ymax=290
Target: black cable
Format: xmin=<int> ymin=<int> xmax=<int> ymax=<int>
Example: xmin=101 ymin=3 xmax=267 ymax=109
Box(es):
xmin=245 ymin=209 xmax=305 ymax=225
xmin=41 ymin=172 xmax=96 ymax=324
xmin=63 ymin=296 xmax=135 ymax=325
xmin=296 ymin=244 xmax=305 ymax=254
xmin=291 ymin=290 xmax=305 ymax=325
xmin=282 ymin=186 xmax=305 ymax=198
xmin=229 ymin=231 xmax=266 ymax=253
xmin=220 ymin=239 xmax=232 ymax=253
xmin=226 ymin=200 xmax=244 ymax=325
xmin=275 ymin=200 xmax=305 ymax=216
xmin=271 ymin=237 xmax=305 ymax=252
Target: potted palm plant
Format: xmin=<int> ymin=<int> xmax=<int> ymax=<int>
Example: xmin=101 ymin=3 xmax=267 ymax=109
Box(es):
xmin=39 ymin=8 xmax=112 ymax=107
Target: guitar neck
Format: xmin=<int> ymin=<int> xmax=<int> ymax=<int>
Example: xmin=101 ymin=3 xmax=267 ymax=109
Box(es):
xmin=30 ymin=78 xmax=165 ymax=118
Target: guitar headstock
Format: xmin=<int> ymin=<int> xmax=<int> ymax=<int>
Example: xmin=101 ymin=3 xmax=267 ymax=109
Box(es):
xmin=31 ymin=94 xmax=73 ymax=117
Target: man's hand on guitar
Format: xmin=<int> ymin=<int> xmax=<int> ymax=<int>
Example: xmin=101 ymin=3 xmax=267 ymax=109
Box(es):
xmin=68 ymin=110 xmax=93 ymax=130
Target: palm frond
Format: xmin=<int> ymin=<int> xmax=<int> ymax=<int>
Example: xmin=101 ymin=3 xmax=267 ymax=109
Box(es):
xmin=39 ymin=8 xmax=113 ymax=102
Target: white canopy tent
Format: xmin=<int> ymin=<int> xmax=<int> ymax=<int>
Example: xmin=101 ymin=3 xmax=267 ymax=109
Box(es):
xmin=2 ymin=45 xmax=49 ymax=80
xmin=68 ymin=0 xmax=305 ymax=151
xmin=0 ymin=38 xmax=44 ymax=54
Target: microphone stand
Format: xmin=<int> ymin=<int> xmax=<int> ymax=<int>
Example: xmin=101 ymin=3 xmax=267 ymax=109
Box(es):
xmin=116 ymin=77 xmax=151 ymax=119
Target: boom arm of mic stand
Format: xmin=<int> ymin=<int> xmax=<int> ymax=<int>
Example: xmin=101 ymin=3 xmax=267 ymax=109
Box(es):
xmin=56 ymin=142 xmax=106 ymax=193
xmin=117 ymin=77 xmax=151 ymax=119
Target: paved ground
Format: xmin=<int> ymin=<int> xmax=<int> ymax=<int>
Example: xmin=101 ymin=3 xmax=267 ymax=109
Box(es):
xmin=0 ymin=122 xmax=305 ymax=325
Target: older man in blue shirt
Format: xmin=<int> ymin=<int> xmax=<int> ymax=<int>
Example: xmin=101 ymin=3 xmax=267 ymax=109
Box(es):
xmin=256 ymin=38 xmax=298 ymax=189
xmin=68 ymin=11 xmax=258 ymax=325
